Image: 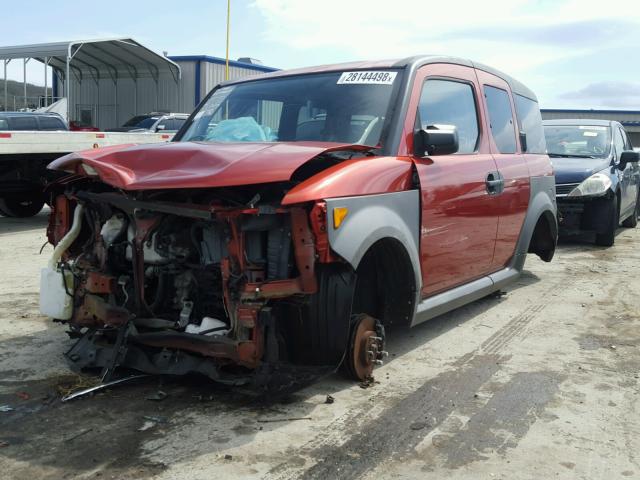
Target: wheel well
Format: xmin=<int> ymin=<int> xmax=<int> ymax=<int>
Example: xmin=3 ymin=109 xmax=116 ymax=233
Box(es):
xmin=352 ymin=238 xmax=417 ymax=327
xmin=528 ymin=210 xmax=557 ymax=262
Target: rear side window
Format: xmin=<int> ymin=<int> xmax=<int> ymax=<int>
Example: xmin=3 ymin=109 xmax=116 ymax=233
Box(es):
xmin=484 ymin=86 xmax=516 ymax=154
xmin=418 ymin=79 xmax=479 ymax=154
xmin=38 ymin=116 xmax=66 ymax=130
xmin=0 ymin=117 xmax=8 ymax=130
xmin=9 ymin=116 xmax=38 ymax=130
xmin=514 ymin=95 xmax=546 ymax=154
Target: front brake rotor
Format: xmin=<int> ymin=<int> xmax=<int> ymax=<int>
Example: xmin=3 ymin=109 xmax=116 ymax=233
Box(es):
xmin=344 ymin=313 xmax=387 ymax=381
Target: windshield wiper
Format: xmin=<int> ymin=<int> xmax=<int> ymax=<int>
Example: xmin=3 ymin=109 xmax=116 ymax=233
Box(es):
xmin=548 ymin=153 xmax=598 ymax=159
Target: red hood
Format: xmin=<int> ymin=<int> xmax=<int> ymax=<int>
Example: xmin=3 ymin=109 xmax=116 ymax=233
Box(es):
xmin=49 ymin=141 xmax=372 ymax=190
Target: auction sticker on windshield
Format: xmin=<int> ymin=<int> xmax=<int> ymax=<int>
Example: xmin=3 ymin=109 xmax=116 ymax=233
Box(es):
xmin=337 ymin=71 xmax=397 ymax=85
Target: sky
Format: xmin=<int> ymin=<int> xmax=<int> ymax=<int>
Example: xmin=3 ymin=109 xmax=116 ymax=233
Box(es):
xmin=2 ymin=0 xmax=639 ymax=110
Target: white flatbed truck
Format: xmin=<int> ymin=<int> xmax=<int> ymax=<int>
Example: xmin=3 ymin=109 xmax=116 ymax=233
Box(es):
xmin=0 ymin=130 xmax=173 ymax=217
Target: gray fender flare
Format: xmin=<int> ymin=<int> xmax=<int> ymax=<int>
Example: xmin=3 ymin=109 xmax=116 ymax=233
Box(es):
xmin=511 ymin=175 xmax=558 ymax=271
xmin=325 ymin=190 xmax=422 ymax=301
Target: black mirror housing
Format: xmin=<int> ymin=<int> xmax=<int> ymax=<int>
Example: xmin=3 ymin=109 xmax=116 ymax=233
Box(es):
xmin=414 ymin=124 xmax=459 ymax=157
xmin=620 ymin=150 xmax=640 ymax=166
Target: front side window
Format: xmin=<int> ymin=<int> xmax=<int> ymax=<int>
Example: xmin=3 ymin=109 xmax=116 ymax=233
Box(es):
xmin=171 ymin=118 xmax=187 ymax=131
xmin=180 ymin=70 xmax=402 ymax=146
xmin=620 ymin=126 xmax=633 ymax=150
xmin=514 ymin=94 xmax=546 ymax=154
xmin=544 ymin=125 xmax=611 ymax=158
xmin=417 ymin=79 xmax=479 ymax=154
xmin=123 ymin=116 xmax=158 ymax=129
xmin=613 ymin=127 xmax=625 ymax=159
xmin=484 ymin=86 xmax=516 ymax=154
xmin=0 ymin=118 xmax=8 ymax=130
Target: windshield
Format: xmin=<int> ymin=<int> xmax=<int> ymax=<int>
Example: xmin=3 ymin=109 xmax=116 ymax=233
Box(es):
xmin=123 ymin=116 xmax=158 ymax=128
xmin=544 ymin=125 xmax=611 ymax=158
xmin=179 ymin=70 xmax=402 ymax=146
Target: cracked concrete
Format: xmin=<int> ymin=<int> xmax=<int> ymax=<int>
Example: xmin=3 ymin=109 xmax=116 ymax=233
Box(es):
xmin=0 ymin=210 xmax=638 ymax=479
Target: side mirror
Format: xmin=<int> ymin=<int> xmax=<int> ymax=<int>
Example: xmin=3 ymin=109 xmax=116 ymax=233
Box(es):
xmin=519 ymin=130 xmax=527 ymax=152
xmin=413 ymin=124 xmax=459 ymax=157
xmin=618 ymin=150 xmax=639 ymax=170
xmin=156 ymin=124 xmax=166 ymax=132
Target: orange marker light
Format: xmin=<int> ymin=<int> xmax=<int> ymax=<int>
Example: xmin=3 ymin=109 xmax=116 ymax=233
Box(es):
xmin=333 ymin=207 xmax=348 ymax=229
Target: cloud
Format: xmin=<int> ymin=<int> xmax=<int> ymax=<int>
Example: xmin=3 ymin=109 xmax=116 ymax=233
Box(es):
xmin=559 ymin=81 xmax=640 ymax=108
xmin=251 ymin=0 xmax=640 ymax=108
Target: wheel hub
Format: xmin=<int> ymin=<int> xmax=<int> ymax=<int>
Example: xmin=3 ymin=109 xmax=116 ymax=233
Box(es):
xmin=349 ymin=314 xmax=387 ymax=381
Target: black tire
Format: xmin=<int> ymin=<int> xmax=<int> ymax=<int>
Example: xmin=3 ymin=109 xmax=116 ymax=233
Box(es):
xmin=595 ymin=196 xmax=618 ymax=246
xmin=0 ymin=194 xmax=45 ymax=218
xmin=621 ymin=194 xmax=639 ymax=228
xmin=297 ymin=265 xmax=356 ymax=367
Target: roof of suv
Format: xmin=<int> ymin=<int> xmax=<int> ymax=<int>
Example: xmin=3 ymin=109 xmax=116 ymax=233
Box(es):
xmin=0 ymin=111 xmax=64 ymax=117
xmin=222 ymin=55 xmax=538 ymax=102
xmin=543 ymin=119 xmax=614 ymax=127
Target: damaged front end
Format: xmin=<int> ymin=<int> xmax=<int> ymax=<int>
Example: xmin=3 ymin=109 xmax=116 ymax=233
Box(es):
xmin=42 ymin=177 xmax=346 ymax=390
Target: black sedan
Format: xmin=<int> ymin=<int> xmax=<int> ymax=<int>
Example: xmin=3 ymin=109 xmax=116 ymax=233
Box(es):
xmin=544 ymin=119 xmax=640 ymax=246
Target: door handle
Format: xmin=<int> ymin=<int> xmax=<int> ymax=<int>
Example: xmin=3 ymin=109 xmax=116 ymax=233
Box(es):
xmin=486 ymin=172 xmax=504 ymax=195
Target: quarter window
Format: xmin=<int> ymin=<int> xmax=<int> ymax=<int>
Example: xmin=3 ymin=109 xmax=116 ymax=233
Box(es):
xmin=514 ymin=94 xmax=546 ymax=154
xmin=38 ymin=116 xmax=66 ymax=130
xmin=417 ymin=79 xmax=479 ymax=154
xmin=484 ymin=86 xmax=516 ymax=154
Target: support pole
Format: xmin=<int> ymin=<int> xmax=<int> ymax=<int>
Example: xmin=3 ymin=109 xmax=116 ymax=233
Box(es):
xmin=23 ymin=58 xmax=29 ymax=108
xmin=3 ymin=59 xmax=8 ymax=112
xmin=114 ymin=77 xmax=118 ymax=127
xmin=66 ymin=52 xmax=71 ymax=121
xmin=225 ymin=0 xmax=230 ymax=80
xmin=43 ymin=57 xmax=48 ymax=107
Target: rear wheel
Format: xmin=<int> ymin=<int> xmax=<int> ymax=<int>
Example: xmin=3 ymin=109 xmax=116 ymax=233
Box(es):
xmin=0 ymin=194 xmax=45 ymax=218
xmin=595 ymin=196 xmax=618 ymax=246
xmin=621 ymin=194 xmax=639 ymax=228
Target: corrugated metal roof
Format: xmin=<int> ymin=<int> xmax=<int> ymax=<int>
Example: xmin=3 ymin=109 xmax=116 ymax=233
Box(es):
xmin=0 ymin=38 xmax=180 ymax=81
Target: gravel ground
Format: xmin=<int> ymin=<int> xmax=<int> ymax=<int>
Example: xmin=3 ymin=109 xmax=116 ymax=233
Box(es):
xmin=0 ymin=209 xmax=638 ymax=480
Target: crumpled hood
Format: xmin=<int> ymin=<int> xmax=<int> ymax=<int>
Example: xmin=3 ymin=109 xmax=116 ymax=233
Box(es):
xmin=48 ymin=141 xmax=371 ymax=190
xmin=552 ymin=156 xmax=612 ymax=184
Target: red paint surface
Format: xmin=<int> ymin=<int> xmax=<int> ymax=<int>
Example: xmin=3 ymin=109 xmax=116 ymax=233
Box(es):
xmin=49 ymin=141 xmax=372 ymax=190
xmin=0 ymin=133 xmax=11 ymax=138
xmin=474 ymin=69 xmax=531 ymax=269
xmin=282 ymin=156 xmax=413 ymax=205
xmin=403 ymin=63 xmax=499 ymax=296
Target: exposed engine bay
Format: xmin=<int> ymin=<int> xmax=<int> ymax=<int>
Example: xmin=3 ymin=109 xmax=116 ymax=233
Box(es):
xmin=42 ymin=177 xmax=387 ymax=391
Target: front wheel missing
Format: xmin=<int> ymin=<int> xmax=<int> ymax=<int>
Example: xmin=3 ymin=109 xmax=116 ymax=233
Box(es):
xmin=342 ymin=313 xmax=387 ymax=381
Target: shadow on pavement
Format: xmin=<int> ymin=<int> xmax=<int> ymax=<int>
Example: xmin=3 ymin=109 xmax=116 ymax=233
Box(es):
xmin=0 ymin=208 xmax=49 ymax=236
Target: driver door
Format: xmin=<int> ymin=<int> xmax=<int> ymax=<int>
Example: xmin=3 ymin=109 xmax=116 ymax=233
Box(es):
xmin=400 ymin=64 xmax=499 ymax=297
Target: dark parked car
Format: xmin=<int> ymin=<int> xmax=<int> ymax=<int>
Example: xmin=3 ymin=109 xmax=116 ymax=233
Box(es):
xmin=0 ymin=112 xmax=68 ymax=131
xmin=107 ymin=112 xmax=188 ymax=133
xmin=544 ymin=119 xmax=640 ymax=246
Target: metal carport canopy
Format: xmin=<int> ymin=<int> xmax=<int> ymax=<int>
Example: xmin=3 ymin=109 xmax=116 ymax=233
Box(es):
xmin=0 ymin=38 xmax=181 ymax=117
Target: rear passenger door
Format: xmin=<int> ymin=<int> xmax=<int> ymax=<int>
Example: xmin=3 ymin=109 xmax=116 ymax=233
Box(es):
xmin=615 ymin=125 xmax=637 ymax=216
xmin=475 ymin=70 xmax=531 ymax=270
xmin=403 ymin=64 xmax=499 ymax=297
xmin=621 ymin=126 xmax=640 ymax=211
